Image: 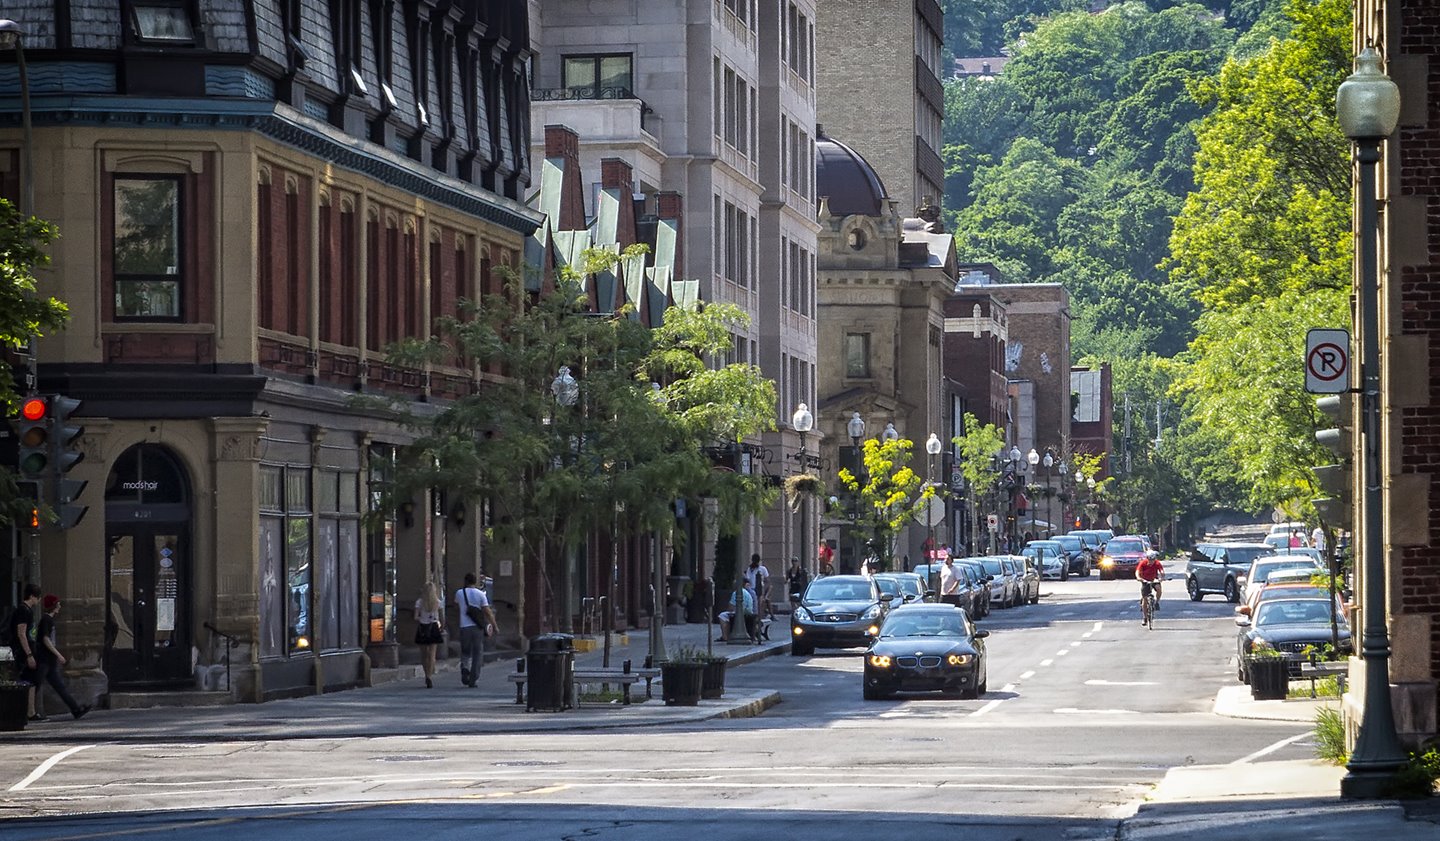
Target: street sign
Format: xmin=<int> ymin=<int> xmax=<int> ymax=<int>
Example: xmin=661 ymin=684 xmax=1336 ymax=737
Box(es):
xmin=986 ymin=513 xmax=999 ymax=530
xmin=1305 ymin=329 xmax=1350 ymax=394
xmin=912 ymin=496 xmax=944 ymax=527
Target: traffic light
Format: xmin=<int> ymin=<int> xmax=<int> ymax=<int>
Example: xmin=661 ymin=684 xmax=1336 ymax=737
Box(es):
xmin=16 ymin=396 xmax=49 ymax=478
xmin=1312 ymin=395 xmax=1353 ymax=528
xmin=17 ymin=479 xmax=41 ymax=532
xmin=48 ymin=395 xmax=87 ymax=530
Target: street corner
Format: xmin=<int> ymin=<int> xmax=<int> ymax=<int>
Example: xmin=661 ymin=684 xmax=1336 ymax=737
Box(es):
xmin=711 ymin=689 xmax=782 ymax=720
xmin=1212 ymin=684 xmax=1334 ymax=723
xmin=1146 ymin=759 xmax=1345 ymax=804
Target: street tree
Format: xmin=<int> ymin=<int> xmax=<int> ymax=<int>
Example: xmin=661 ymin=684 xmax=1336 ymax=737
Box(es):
xmin=950 ymin=413 xmax=1007 ymax=553
xmin=834 ymin=436 xmax=936 ymax=570
xmin=376 ymin=245 xmax=776 ymax=633
xmin=0 ymin=199 xmax=69 ymax=527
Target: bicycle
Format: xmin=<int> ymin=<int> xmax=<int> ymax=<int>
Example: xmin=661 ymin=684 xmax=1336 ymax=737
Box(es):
xmin=1140 ymin=580 xmax=1158 ymax=628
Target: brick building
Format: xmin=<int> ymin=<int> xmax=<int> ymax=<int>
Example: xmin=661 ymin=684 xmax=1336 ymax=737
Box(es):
xmin=0 ymin=1 xmax=538 ymax=704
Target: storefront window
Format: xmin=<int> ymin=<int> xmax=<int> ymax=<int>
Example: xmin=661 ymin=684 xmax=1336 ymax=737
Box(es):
xmin=367 ymin=447 xmax=397 ymax=644
xmin=259 ymin=464 xmax=314 ymax=656
xmin=316 ymin=470 xmax=360 ymax=652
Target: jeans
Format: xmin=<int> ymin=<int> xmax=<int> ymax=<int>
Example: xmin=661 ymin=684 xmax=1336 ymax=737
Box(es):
xmin=460 ymin=626 xmax=484 ymax=685
xmin=34 ymin=659 xmax=81 ymax=715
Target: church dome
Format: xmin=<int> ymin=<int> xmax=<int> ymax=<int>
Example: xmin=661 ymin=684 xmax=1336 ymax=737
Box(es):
xmin=816 ymin=126 xmax=888 ymax=218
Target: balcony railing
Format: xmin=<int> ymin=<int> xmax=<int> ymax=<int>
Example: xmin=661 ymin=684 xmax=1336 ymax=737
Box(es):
xmin=533 ymin=86 xmax=653 ymax=131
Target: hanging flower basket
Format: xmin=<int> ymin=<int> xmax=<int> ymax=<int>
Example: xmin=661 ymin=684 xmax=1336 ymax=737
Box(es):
xmin=784 ymin=473 xmax=825 ymax=511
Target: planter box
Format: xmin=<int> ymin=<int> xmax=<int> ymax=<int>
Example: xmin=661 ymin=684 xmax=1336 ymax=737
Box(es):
xmin=1249 ymin=656 xmax=1289 ymax=700
xmin=0 ymin=684 xmax=29 ymax=732
xmin=701 ymin=657 xmax=728 ymax=700
xmin=661 ymin=662 xmax=706 ymax=706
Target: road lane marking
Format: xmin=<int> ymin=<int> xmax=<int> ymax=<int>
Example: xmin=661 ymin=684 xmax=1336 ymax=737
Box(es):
xmin=1040 ymin=659 xmax=1054 ymax=667
xmin=1232 ymin=732 xmax=1311 ymax=764
xmin=1001 ymin=683 xmax=1017 ymax=693
xmin=1093 ymin=621 xmax=1104 ymax=632
xmin=1081 ymin=631 xmax=1094 ymax=639
xmin=970 ymin=698 xmax=1005 ymax=717
xmin=9 ymin=744 xmax=94 ymax=792
xmin=1020 ymin=670 xmax=1035 ymax=680
xmin=1053 ymin=708 xmax=1137 ymax=714
xmin=1056 ymin=649 xmax=1070 ymax=656
xmin=1084 ymin=680 xmax=1158 ymax=687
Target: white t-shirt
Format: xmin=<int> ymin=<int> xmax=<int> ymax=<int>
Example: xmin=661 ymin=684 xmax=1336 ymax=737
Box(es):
xmin=1312 ymin=527 xmax=1326 ymax=552
xmin=939 ymin=563 xmax=960 ymax=595
xmin=744 ymin=564 xmax=770 ymax=595
xmin=455 ymin=586 xmax=490 ymax=628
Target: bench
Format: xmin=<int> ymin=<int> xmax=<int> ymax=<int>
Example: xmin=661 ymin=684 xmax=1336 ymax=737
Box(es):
xmin=505 ymin=658 xmax=662 ymax=707
xmin=1299 ymin=659 xmax=1348 ymax=699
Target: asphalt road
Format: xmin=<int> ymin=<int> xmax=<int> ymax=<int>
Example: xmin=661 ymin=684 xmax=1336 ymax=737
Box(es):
xmin=0 ymin=577 xmax=1319 ymax=840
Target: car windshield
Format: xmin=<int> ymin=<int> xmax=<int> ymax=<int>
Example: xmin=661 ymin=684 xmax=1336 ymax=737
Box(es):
xmin=1107 ymin=539 xmax=1145 ymax=554
xmin=980 ymin=558 xmax=1004 ymax=575
xmin=880 ymin=612 xmax=969 ymax=638
xmin=1256 ymin=599 xmax=1334 ymax=625
xmin=1252 ymin=560 xmax=1319 ymax=583
xmin=1227 ymin=546 xmax=1274 ymax=566
xmin=878 ymin=575 xmax=923 ymax=597
xmin=806 ymin=580 xmax=871 ymax=602
xmin=1055 ymin=535 xmax=1082 ymax=550
xmin=874 ymin=577 xmax=901 ymax=597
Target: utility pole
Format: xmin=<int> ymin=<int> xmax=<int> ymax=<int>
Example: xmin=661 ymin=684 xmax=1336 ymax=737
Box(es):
xmin=1122 ymin=394 xmax=1133 ymax=476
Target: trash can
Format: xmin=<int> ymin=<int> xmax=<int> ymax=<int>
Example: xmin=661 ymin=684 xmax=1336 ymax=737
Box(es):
xmin=1248 ymin=655 xmax=1290 ymax=701
xmin=526 ymin=633 xmax=575 ymax=712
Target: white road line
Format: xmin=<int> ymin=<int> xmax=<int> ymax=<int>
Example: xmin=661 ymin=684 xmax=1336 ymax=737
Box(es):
xmin=1056 ymin=649 xmax=1070 ymax=657
xmin=1092 ymin=621 xmax=1104 ymax=633
xmin=1071 ymin=641 xmax=1083 ymax=646
xmin=970 ymin=698 xmax=1005 ymax=717
xmin=1001 ymin=683 xmax=1017 ymax=693
xmin=10 ymin=744 xmax=94 ymax=792
xmin=1020 ymin=670 xmax=1035 ymax=680
xmin=1081 ymin=631 xmax=1094 ymax=639
xmin=1084 ymin=680 xmax=1158 ymax=687
xmin=1053 ymin=708 xmax=1137 ymax=715
xmin=1232 ymin=732 xmax=1311 ymax=765
xmin=1040 ymin=659 xmax=1054 ymax=667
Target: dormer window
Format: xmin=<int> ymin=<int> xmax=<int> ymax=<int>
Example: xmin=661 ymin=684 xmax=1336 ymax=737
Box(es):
xmin=847 ymin=228 xmax=867 ymax=251
xmin=131 ymin=2 xmax=196 ymax=44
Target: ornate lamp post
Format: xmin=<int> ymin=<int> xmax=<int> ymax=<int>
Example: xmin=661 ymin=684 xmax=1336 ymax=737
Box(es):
xmin=846 ymin=412 xmax=866 ymax=574
xmin=1336 ymin=46 xmax=1407 ymax=799
xmin=925 ymin=433 xmax=943 ymax=594
xmin=1007 ymin=446 xmax=1023 ymax=551
xmin=1026 ymin=449 xmax=1041 ymax=541
xmin=1056 ymin=458 xmax=1068 ymax=535
xmin=549 ymin=366 xmax=580 ymax=634
xmin=791 ymin=403 xmax=816 ymax=576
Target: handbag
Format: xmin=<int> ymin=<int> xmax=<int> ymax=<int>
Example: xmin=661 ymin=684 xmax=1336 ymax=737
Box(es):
xmin=463 ymin=588 xmax=486 ymax=627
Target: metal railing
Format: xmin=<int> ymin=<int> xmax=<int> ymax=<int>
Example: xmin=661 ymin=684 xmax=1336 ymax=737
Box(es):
xmin=532 ymin=87 xmax=652 ymax=131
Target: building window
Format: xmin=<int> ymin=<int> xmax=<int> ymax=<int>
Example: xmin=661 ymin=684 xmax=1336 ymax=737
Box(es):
xmin=261 ymin=465 xmax=315 ymax=656
xmin=130 ymin=2 xmax=196 ymax=44
xmin=563 ymin=54 xmax=633 ymax=95
xmin=846 ymin=333 xmax=871 ymax=378
xmin=113 ymin=176 xmax=182 ymax=320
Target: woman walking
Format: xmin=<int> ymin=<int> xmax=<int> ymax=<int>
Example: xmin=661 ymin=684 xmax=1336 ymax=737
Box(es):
xmin=413 ymin=581 xmax=444 ymax=688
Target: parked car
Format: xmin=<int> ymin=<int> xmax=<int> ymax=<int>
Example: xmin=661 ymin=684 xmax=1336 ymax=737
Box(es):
xmin=954 ymin=561 xmax=991 ymax=618
xmin=863 ymin=603 xmax=989 ymax=700
xmin=1235 ymin=596 xmax=1351 ymax=683
xmin=1267 ymin=546 xmax=1325 ymax=564
xmin=1185 ymin=541 xmax=1275 ymax=602
xmin=790 ymin=575 xmax=892 ymax=656
xmin=1238 ymin=555 xmax=1325 ymax=601
xmin=875 ymin=572 xmax=927 ymax=606
xmin=909 ymin=563 xmax=942 ymax=601
xmin=973 ymin=556 xmax=1019 ymax=608
xmin=1071 ymin=529 xmax=1114 ymax=551
xmin=1010 ymin=555 xmax=1040 ymax=605
xmin=1052 ymin=533 xmax=1093 ymax=577
xmin=1239 ymin=580 xmax=1347 ymax=620
xmin=1023 ymin=541 xmax=1067 ymax=580
xmin=1097 ymin=535 xmax=1151 ymax=580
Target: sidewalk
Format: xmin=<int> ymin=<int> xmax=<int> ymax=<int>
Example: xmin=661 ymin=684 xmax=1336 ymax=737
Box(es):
xmin=1117 ymin=682 xmax=1440 ymax=838
xmin=6 ymin=621 xmax=789 ymax=744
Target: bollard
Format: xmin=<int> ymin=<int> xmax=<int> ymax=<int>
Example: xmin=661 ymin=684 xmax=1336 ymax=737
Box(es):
xmin=623 ymin=659 xmax=632 ymax=674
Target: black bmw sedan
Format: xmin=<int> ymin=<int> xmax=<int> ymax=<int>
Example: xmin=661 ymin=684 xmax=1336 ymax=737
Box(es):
xmin=862 ymin=603 xmax=989 ymax=700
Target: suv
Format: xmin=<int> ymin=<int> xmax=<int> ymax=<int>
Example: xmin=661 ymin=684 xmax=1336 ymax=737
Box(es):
xmin=1185 ymin=541 xmax=1274 ymax=602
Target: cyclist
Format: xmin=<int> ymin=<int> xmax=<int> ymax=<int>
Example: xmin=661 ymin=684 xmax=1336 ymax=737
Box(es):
xmin=1135 ymin=551 xmax=1165 ymax=623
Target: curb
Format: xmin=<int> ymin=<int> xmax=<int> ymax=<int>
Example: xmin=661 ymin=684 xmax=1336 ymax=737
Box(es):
xmin=714 ymin=690 xmax=782 ymax=719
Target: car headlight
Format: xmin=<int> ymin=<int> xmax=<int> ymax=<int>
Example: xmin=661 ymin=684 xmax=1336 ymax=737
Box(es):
xmin=1251 ymin=638 xmax=1273 ymax=651
xmin=1101 ymin=557 xmax=1114 ymax=567
xmin=793 ymin=606 xmax=813 ymax=621
xmin=869 ymin=654 xmax=892 ymax=668
xmin=947 ymin=653 xmax=973 ymax=666
xmin=861 ymin=604 xmax=882 ymax=620
xmin=867 ymin=625 xmax=880 ymax=636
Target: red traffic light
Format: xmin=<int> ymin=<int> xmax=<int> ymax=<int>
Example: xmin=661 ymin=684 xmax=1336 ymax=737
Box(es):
xmin=20 ymin=397 xmax=46 ymax=421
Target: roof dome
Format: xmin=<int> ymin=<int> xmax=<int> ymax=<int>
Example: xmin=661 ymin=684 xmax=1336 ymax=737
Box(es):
xmin=816 ymin=126 xmax=888 ymax=217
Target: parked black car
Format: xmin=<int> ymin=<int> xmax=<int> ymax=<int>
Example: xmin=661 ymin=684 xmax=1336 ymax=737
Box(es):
xmin=955 ymin=560 xmax=993 ymax=618
xmin=1052 ymin=534 xmax=1093 ymax=577
xmin=790 ymin=575 xmax=892 ymax=656
xmin=863 ymin=603 xmax=989 ymax=700
xmin=1235 ymin=597 xmax=1352 ymax=683
xmin=875 ymin=572 xmax=928 ymax=606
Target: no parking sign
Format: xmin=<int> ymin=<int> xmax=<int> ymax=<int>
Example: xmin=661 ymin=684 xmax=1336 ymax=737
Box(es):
xmin=1305 ymin=329 xmax=1350 ymax=394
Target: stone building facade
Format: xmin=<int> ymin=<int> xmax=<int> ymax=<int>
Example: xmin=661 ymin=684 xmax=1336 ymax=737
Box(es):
xmin=0 ymin=1 xmax=538 ymax=704
xmin=816 ymin=0 xmax=946 ymax=217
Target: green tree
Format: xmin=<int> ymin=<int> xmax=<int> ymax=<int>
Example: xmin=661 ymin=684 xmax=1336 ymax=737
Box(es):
xmin=0 ymin=200 xmax=69 ymax=527
xmin=952 ymin=413 xmax=1007 ymax=551
xmin=835 ymin=437 xmax=935 ymax=570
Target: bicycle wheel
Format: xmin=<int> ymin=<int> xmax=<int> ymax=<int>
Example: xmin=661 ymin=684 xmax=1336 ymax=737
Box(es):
xmin=1142 ymin=594 xmax=1155 ymax=628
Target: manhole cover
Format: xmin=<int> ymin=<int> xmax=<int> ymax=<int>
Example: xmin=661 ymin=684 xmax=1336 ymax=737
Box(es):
xmin=374 ymin=755 xmax=440 ymax=763
xmin=493 ymin=760 xmax=561 ymax=767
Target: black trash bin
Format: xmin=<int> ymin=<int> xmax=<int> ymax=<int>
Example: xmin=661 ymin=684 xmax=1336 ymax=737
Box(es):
xmin=1248 ymin=655 xmax=1290 ymax=701
xmin=526 ymin=633 xmax=575 ymax=712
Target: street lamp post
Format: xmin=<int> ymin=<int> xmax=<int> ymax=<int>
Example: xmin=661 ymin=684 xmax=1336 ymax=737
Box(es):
xmin=550 ymin=367 xmax=579 ymax=634
xmin=1336 ymin=46 xmax=1408 ymax=799
xmin=1008 ymin=446 xmax=1022 ymax=550
xmin=0 ymin=20 xmax=36 ymax=396
xmin=1043 ymin=450 xmax=1054 ymax=539
xmin=1056 ymin=459 xmax=1068 ymax=535
xmin=792 ymin=403 xmax=816 ymax=577
xmin=845 ymin=413 xmax=866 ymax=573
xmin=1026 ymin=449 xmax=1041 ymax=540
xmin=925 ymin=433 xmax=943 ymax=595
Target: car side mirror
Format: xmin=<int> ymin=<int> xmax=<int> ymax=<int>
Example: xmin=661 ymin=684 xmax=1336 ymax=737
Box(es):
xmin=879 ymin=593 xmax=894 ymax=603
xmin=924 ymin=589 xmax=936 ymax=597
xmin=973 ymin=629 xmax=990 ymax=639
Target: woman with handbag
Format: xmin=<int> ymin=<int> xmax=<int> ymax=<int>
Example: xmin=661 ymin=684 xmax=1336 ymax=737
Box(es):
xmin=413 ymin=581 xmax=444 ymax=688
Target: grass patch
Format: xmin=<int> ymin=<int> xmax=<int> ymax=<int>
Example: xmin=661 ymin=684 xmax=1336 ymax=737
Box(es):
xmin=576 ymin=687 xmax=641 ymax=704
xmin=1289 ymin=676 xmax=1342 ymax=699
xmin=1314 ymin=706 xmax=1347 ymax=765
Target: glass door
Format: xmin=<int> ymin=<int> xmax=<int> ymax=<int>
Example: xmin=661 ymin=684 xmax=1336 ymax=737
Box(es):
xmin=106 ymin=526 xmax=191 ymax=687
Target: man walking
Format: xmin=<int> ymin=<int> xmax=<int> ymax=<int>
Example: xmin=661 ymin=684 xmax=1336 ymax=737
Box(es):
xmin=455 ymin=573 xmax=496 ymax=687
xmin=6 ymin=584 xmax=42 ymax=721
xmin=938 ymin=557 xmax=963 ymax=609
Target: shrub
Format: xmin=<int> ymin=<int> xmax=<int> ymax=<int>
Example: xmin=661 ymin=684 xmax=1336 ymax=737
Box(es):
xmin=1313 ymin=706 xmax=1347 ymax=765
xmin=1382 ymin=745 xmax=1440 ymax=800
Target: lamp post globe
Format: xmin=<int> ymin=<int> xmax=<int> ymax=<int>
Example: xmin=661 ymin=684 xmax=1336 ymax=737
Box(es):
xmin=847 ymin=412 xmax=865 ymax=443
xmin=881 ymin=422 xmax=899 ymax=443
xmin=1335 ymin=44 xmax=1409 ymax=799
xmin=1009 ymin=446 xmax=1022 ymax=465
xmin=925 ymin=433 xmax=942 ymax=456
xmin=792 ymin=402 xmax=814 ymax=434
